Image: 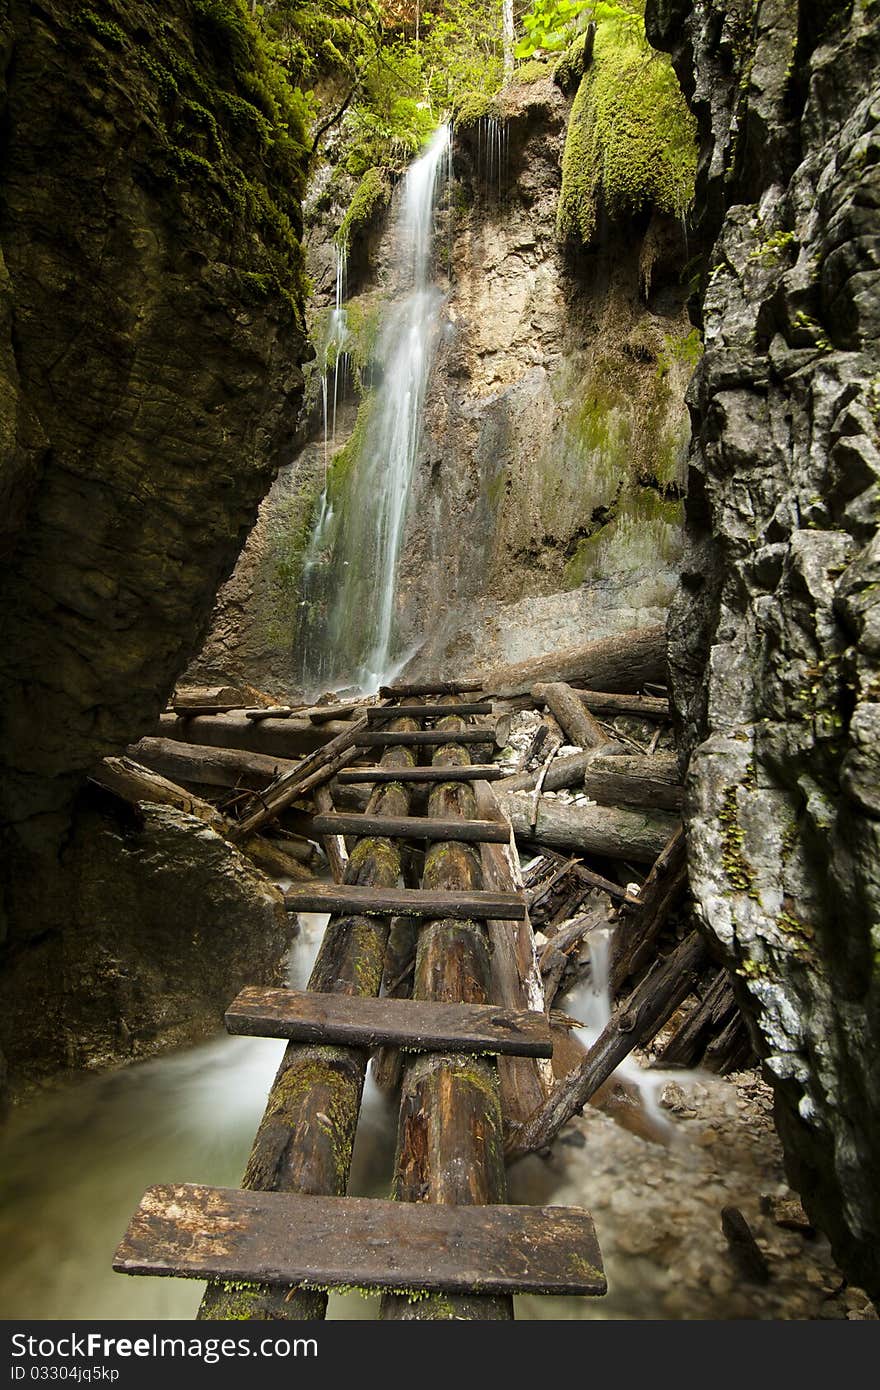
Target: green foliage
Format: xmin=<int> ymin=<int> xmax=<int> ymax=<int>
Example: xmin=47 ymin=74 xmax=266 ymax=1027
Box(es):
xmin=556 ymin=5 xmax=697 ymax=243
xmin=516 ymin=0 xmax=589 ymax=58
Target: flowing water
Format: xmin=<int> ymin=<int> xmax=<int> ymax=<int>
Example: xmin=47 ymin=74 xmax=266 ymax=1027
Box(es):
xmin=295 ymin=125 xmax=453 ymax=697
xmin=0 ymin=909 xmax=846 ymax=1321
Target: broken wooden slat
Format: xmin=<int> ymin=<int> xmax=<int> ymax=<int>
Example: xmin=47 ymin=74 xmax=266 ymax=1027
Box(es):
xmin=225 ymin=986 xmax=554 ymax=1058
xmin=231 ymin=716 xmax=371 ymax=840
xmin=367 ymin=702 xmax=493 ymax=722
xmin=337 ymin=765 xmax=504 ymax=783
xmin=115 ymin=1184 xmax=606 ymax=1297
xmin=283 ymin=882 xmax=526 ymax=920
xmin=311 ymin=812 xmax=510 ymax=844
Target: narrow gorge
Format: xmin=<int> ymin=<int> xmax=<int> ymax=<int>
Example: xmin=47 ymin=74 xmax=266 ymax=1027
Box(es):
xmin=0 ymin=0 xmax=878 ymax=1326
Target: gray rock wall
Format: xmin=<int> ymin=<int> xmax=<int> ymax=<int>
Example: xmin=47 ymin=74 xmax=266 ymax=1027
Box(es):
xmin=647 ymin=0 xmax=880 ymax=1296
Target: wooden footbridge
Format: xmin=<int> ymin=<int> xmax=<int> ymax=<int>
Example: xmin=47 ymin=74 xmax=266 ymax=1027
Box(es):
xmin=113 ymin=686 xmax=607 ymax=1319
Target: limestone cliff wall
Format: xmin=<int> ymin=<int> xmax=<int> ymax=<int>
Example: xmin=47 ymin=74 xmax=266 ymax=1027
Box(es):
xmin=647 ymin=0 xmax=880 ymax=1296
xmin=0 ymin=0 xmax=307 ymax=1089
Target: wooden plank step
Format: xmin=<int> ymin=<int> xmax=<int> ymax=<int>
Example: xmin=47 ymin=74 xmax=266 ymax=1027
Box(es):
xmin=367 ymin=702 xmax=493 ymax=723
xmin=283 ymin=882 xmax=526 ymax=921
xmin=337 ymin=765 xmax=504 ymax=783
xmin=114 ymin=1185 xmax=606 ymax=1297
xmin=356 ymin=729 xmax=496 ymax=747
xmin=225 ymin=987 xmax=554 ymax=1057
xmin=312 ymin=812 xmax=510 ymax=844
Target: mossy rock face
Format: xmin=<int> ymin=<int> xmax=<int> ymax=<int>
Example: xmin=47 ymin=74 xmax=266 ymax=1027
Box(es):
xmin=556 ymin=16 xmax=697 ymax=245
xmin=337 ymin=166 xmax=393 ymax=251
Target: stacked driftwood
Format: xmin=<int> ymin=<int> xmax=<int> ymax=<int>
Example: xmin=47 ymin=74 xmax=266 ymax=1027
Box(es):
xmin=93 ymin=624 xmax=755 ymax=1162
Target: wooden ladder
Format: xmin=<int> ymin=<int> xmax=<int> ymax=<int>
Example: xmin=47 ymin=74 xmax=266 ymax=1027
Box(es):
xmin=114 ymin=688 xmax=605 ymax=1316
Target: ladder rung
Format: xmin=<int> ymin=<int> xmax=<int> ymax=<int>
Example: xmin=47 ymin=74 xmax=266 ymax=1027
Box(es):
xmin=367 ymin=702 xmax=493 ymax=722
xmin=225 ymin=987 xmax=553 ymax=1057
xmin=337 ymin=765 xmax=505 ymax=783
xmin=356 ymin=729 xmax=496 ymax=747
xmin=311 ymin=812 xmax=510 ymax=844
xmin=283 ymin=882 xmax=526 ymax=920
xmin=114 ymin=1185 xmax=606 ymax=1297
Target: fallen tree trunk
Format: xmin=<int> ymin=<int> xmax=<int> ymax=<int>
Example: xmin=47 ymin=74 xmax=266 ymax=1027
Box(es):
xmin=91 ymin=756 xmax=225 ymax=830
xmin=508 ymin=931 xmax=707 ymax=1159
xmin=483 ymin=625 xmax=666 ymax=698
xmin=582 ymin=752 xmax=683 ymax=811
xmin=130 ymin=737 xmax=300 ymax=792
xmin=497 ymin=789 xmax=679 ymax=863
xmin=155 ymin=712 xmax=353 ymax=760
xmin=199 ymin=721 xmax=417 ymax=1322
xmin=575 ymin=690 xmax=670 ymax=719
xmin=532 ymin=682 xmax=607 ymax=749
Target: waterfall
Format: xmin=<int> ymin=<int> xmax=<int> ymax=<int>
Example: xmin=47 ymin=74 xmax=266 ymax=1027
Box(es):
xmin=295 ymin=124 xmax=452 ymax=696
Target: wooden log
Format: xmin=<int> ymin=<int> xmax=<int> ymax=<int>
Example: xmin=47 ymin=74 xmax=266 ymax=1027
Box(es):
xmin=313 ymin=784 xmax=348 ymax=883
xmin=225 ymin=987 xmax=553 ymax=1057
xmin=337 ymin=764 xmax=504 ymax=784
xmin=575 ymin=690 xmax=670 ymax=719
xmin=380 ymin=679 xmax=484 ymax=697
xmin=582 ymin=752 xmax=683 ymax=811
xmin=721 ymin=1207 xmax=770 ymax=1284
xmin=311 ymin=812 xmax=510 ymax=845
xmin=474 ymin=781 xmax=554 ymax=1141
xmin=283 ymin=882 xmax=526 ymax=921
xmin=130 ymin=737 xmax=300 ymax=792
xmin=532 ymin=682 xmax=607 ymax=749
xmin=239 ymin=837 xmax=316 ymax=883
xmin=497 ymin=748 xmax=615 ymax=795
xmin=528 ymin=856 xmax=638 ymax=910
xmin=382 ymin=709 xmax=512 ymax=1321
xmin=484 ymin=625 xmax=667 ymax=698
xmin=170 ymin=703 xmax=244 ymax=716
xmin=610 ymin=825 xmax=688 ymax=992
xmin=367 ymin=702 xmax=493 ymax=722
xmin=498 ymin=789 xmax=680 ymax=863
xmin=704 ymin=1012 xmax=754 ymax=1075
xmin=508 ymin=932 xmax=707 ymax=1159
xmin=156 ymin=711 xmax=352 ymax=760
xmin=200 ymin=723 xmax=417 ymax=1321
xmin=654 ymin=970 xmax=737 ymax=1068
xmin=90 ymin=757 xmax=225 ymax=831
xmin=117 ymin=1184 xmax=605 ymax=1296
xmin=538 ymin=905 xmax=608 ymax=971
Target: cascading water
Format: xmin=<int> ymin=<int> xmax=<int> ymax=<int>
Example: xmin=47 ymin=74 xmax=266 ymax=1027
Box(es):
xmin=295 ymin=124 xmax=453 ymax=696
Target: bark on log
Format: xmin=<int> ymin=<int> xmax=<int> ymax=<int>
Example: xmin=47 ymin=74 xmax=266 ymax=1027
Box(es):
xmin=508 ymin=931 xmax=707 ymax=1160
xmin=473 ymin=781 xmax=553 ymax=1141
xmin=313 ymin=784 xmax=348 ymax=883
xmin=575 ymin=690 xmax=670 ymax=719
xmin=531 ymin=682 xmax=607 ymax=749
xmin=381 ymin=711 xmax=511 ymax=1322
xmin=200 ymin=724 xmax=417 ymax=1322
xmin=498 ymin=789 xmax=679 ymax=863
xmin=380 ymin=679 xmax=484 ymax=697
xmin=483 ymin=625 xmax=666 ymax=698
xmin=130 ymin=737 xmax=300 ymax=792
xmin=156 ymin=712 xmax=353 ymax=760
xmin=91 ymin=757 xmax=225 ymax=830
xmin=582 ymin=752 xmax=683 ymax=811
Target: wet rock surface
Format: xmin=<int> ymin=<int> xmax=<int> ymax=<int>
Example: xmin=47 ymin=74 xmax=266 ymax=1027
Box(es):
xmin=647 ymin=0 xmax=880 ymax=1296
xmin=0 ymin=803 xmax=293 ymax=1096
xmin=510 ymin=1068 xmax=877 ymax=1321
